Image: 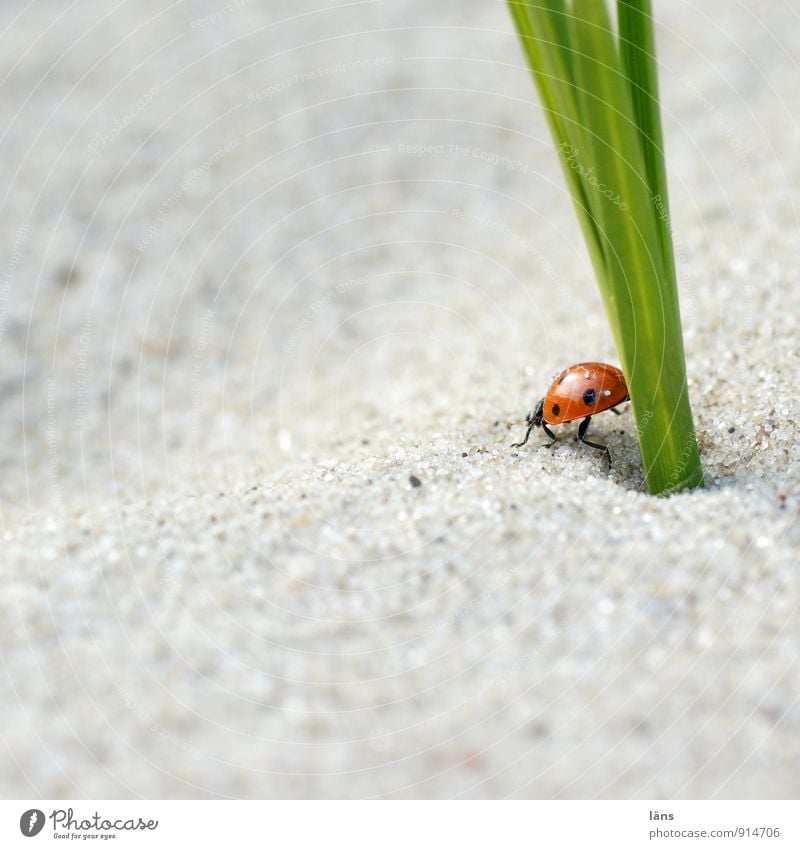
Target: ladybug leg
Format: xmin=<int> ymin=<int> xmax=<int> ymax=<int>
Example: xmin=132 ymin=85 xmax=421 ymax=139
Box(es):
xmin=512 ymin=421 xmax=558 ymax=450
xmin=541 ymin=421 xmax=558 ymax=448
xmin=577 ymin=415 xmax=612 ymax=468
xmin=511 ymin=421 xmax=535 ymax=448
xmin=609 ymin=406 xmax=622 ymax=416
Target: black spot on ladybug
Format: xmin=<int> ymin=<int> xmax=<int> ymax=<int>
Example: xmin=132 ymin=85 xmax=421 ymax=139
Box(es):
xmin=551 ymin=403 xmax=560 ymax=417
xmin=583 ymin=388 xmax=597 ymax=406
xmin=409 ymin=475 xmax=422 ymax=488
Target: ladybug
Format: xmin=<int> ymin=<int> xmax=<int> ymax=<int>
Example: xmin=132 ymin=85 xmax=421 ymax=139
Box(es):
xmin=512 ymin=362 xmax=629 ymax=467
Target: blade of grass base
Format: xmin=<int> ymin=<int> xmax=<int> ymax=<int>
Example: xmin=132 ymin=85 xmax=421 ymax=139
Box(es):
xmin=616 ymin=0 xmax=703 ymax=491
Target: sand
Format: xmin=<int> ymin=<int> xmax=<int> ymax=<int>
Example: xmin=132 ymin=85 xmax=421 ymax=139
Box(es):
xmin=1 ymin=0 xmax=798 ymax=798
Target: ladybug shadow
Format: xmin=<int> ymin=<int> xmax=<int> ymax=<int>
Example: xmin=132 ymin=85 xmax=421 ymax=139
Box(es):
xmin=597 ymin=419 xmax=647 ymax=491
xmin=507 ymin=408 xmax=646 ymax=491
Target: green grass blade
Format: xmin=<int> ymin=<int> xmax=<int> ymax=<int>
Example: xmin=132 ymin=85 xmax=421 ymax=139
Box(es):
xmin=565 ymin=0 xmax=702 ymax=493
xmin=564 ymin=0 xmax=664 ymax=310
xmin=617 ymin=0 xmax=676 ymax=290
xmin=508 ymin=1 xmax=610 ymax=285
xmin=507 ymin=0 xmax=703 ymax=494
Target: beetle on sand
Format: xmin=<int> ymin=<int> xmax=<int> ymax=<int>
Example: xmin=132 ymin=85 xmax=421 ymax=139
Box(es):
xmin=513 ymin=362 xmax=629 ymax=468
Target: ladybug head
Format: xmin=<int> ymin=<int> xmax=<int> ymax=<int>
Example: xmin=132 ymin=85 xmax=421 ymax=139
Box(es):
xmin=527 ymin=398 xmax=544 ymax=428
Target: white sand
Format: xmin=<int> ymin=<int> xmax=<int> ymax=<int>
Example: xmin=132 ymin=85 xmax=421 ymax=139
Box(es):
xmin=1 ymin=0 xmax=798 ymax=798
